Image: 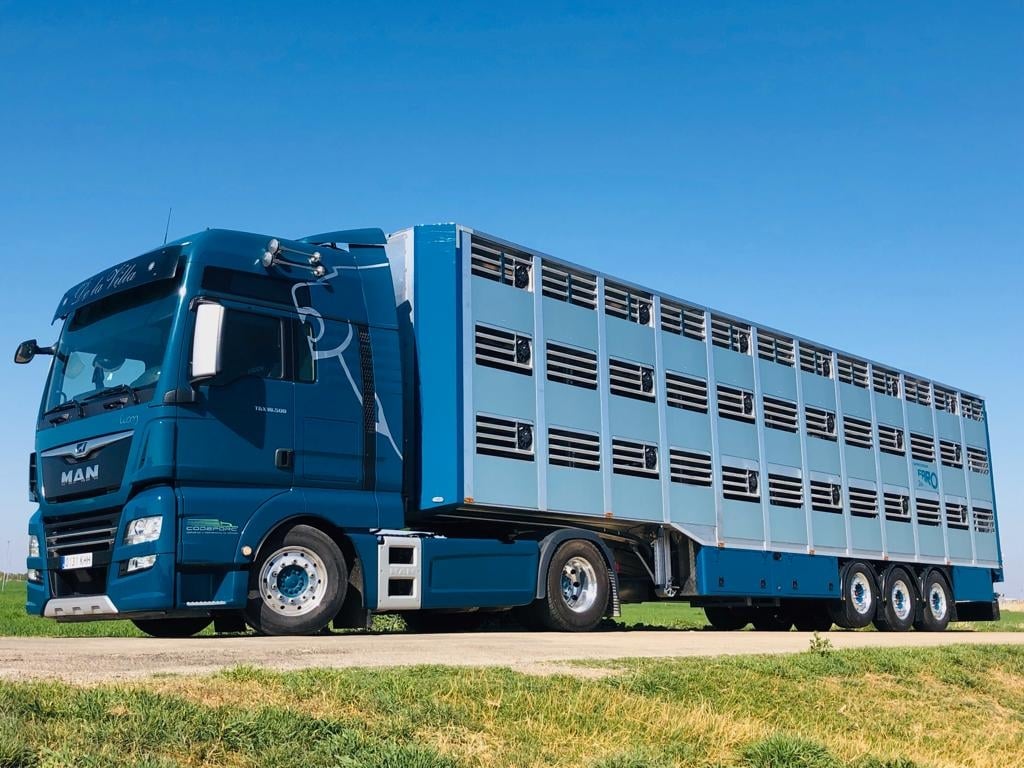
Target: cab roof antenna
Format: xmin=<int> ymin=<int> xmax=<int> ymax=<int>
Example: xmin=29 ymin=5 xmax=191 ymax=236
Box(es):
xmin=163 ymin=207 xmax=173 ymax=245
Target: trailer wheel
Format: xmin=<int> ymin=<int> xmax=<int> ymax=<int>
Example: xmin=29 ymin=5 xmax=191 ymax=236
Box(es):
xmin=524 ymin=539 xmax=610 ymax=632
xmin=829 ymin=561 xmax=878 ymax=628
xmin=873 ymin=566 xmax=917 ymax=632
xmin=914 ymin=571 xmax=952 ymax=632
xmin=703 ymin=606 xmax=750 ymax=630
xmin=751 ymin=609 xmax=793 ymax=631
xmin=245 ymin=524 xmax=348 ymax=636
xmin=131 ymin=617 xmax=212 ymax=638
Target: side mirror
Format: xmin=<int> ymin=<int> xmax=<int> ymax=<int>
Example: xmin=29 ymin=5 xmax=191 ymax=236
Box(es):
xmin=14 ymin=339 xmax=53 ymax=365
xmin=190 ymin=303 xmax=225 ymax=383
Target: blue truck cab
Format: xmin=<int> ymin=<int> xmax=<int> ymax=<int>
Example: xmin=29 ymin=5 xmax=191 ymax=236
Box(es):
xmin=17 ymin=224 xmax=1002 ymax=636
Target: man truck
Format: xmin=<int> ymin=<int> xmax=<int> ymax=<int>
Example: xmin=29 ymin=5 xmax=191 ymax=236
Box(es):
xmin=16 ymin=224 xmax=1002 ymax=636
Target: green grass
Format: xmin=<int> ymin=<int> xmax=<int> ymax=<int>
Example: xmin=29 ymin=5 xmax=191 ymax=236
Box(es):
xmin=4 ymin=645 xmax=1024 ymax=766
xmin=2 ymin=580 xmax=1020 ymax=637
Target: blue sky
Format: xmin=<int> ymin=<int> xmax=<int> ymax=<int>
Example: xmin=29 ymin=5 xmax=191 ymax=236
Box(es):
xmin=1 ymin=3 xmax=1021 ymax=591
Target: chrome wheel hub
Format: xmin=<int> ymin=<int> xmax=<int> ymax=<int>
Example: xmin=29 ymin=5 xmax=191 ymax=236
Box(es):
xmin=258 ymin=546 xmax=327 ymax=616
xmin=560 ymin=556 xmax=598 ymax=614
xmin=929 ymin=583 xmax=948 ymax=621
xmin=890 ymin=579 xmax=912 ymax=622
xmin=849 ymin=572 xmax=873 ymax=615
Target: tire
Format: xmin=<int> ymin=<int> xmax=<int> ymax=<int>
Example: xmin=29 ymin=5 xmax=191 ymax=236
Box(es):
xmin=789 ymin=602 xmax=834 ymax=632
xmin=751 ymin=608 xmax=793 ymax=632
xmin=873 ymin=566 xmax=917 ymax=632
xmin=914 ymin=570 xmax=952 ymax=632
xmin=404 ymin=610 xmax=487 ymax=633
xmin=244 ymin=524 xmax=348 ymax=636
xmin=522 ymin=539 xmax=610 ymax=632
xmin=132 ymin=617 xmax=212 ymax=638
xmin=829 ymin=561 xmax=878 ymax=629
xmin=703 ymin=606 xmax=750 ymax=631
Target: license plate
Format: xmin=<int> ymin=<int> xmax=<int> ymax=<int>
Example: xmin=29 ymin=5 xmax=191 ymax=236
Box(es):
xmin=60 ymin=552 xmax=93 ymax=570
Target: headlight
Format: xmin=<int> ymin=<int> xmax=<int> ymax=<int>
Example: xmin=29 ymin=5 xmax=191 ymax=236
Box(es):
xmin=28 ymin=534 xmax=39 ymax=559
xmin=126 ymin=554 xmax=157 ymax=573
xmin=124 ymin=516 xmax=163 ymax=546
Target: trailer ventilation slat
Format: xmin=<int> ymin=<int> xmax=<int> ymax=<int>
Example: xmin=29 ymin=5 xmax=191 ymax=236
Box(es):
xmin=940 ymin=439 xmax=963 ymax=468
xmin=722 ymin=464 xmax=760 ymax=502
xmin=717 ymin=384 xmax=755 ymax=423
xmin=799 ymin=343 xmax=833 ymax=378
xmin=474 ymin=325 xmax=532 ymax=375
xmin=905 ymin=376 xmax=932 ymax=407
xmin=768 ymin=472 xmax=803 ymax=508
xmin=763 ymin=396 xmax=798 ymax=432
xmin=661 ymin=300 xmax=706 ymax=340
xmin=546 ymin=342 xmax=598 ymax=390
xmin=961 ymin=395 xmax=985 ymax=421
xmin=470 ymin=238 xmax=532 ymax=290
xmin=934 ymin=386 xmax=958 ymax=415
xmin=844 ymin=416 xmax=874 ymax=449
xmin=805 ymin=406 xmax=837 ymax=441
xmin=475 ymin=414 xmax=534 ymax=461
xmin=665 ymin=372 xmax=708 ymax=413
xmin=540 ymin=263 xmax=597 ymax=309
xmin=967 ymin=447 xmax=990 ymax=475
xmin=609 ymin=358 xmax=656 ymax=402
xmin=848 ymin=484 xmax=879 ymax=517
xmin=973 ymin=506 xmax=995 ymax=534
xmin=605 ymin=282 xmax=652 ymax=326
xmin=884 ymin=491 xmax=911 ymax=522
xmin=810 ymin=480 xmax=843 ymax=513
xmin=710 ymin=316 xmax=750 ymax=355
xmin=878 ymin=424 xmax=905 ymax=455
xmin=837 ymin=356 xmax=869 ymax=388
xmin=916 ymin=497 xmax=941 ymax=526
xmin=945 ymin=500 xmax=969 ymax=530
xmin=612 ymin=439 xmax=659 ymax=478
xmin=669 ymin=449 xmax=712 ymax=486
xmin=757 ymin=330 xmax=795 ymax=367
xmin=909 ymin=432 xmax=936 ymax=463
xmin=873 ymin=367 xmax=901 ymax=398
xmin=548 ymin=428 xmax=600 ymax=471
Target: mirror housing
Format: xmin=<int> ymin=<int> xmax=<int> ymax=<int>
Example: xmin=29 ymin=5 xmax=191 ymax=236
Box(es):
xmin=190 ymin=302 xmax=225 ymax=383
xmin=14 ymin=339 xmax=53 ymax=365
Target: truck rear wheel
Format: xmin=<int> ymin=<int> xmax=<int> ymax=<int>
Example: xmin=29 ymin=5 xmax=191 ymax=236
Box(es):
xmin=873 ymin=566 xmax=917 ymax=632
xmin=751 ymin=608 xmax=793 ymax=631
xmin=789 ymin=602 xmax=834 ymax=632
xmin=829 ymin=561 xmax=878 ymax=628
xmin=245 ymin=524 xmax=348 ymax=636
xmin=914 ymin=570 xmax=952 ymax=632
xmin=132 ymin=617 xmax=212 ymax=638
xmin=703 ymin=606 xmax=750 ymax=630
xmin=522 ymin=540 xmax=610 ymax=632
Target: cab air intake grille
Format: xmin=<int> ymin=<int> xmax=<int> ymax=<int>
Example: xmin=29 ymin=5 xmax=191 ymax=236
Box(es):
xmin=609 ymin=358 xmax=655 ymax=401
xmin=548 ymin=428 xmax=600 ymax=471
xmin=669 ymin=449 xmax=712 ymax=486
xmin=612 ymin=439 xmax=659 ymax=479
xmin=661 ymin=301 xmax=705 ymax=340
xmin=470 ymin=238 xmax=532 ymax=290
xmin=546 ymin=342 xmax=598 ymax=390
xmin=540 ymin=263 xmax=597 ymax=309
xmin=763 ymin=397 xmax=798 ymax=432
xmin=474 ymin=325 xmax=532 ymax=375
xmin=717 ymin=385 xmax=755 ymax=423
xmin=43 ymin=511 xmax=119 ymax=557
xmin=665 ymin=372 xmax=708 ymax=413
xmin=475 ymin=415 xmax=534 ymax=461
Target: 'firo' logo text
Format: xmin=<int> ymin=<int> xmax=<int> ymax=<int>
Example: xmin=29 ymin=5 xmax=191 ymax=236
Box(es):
xmin=61 ymin=465 xmax=99 ymax=486
xmin=916 ymin=467 xmax=939 ymax=490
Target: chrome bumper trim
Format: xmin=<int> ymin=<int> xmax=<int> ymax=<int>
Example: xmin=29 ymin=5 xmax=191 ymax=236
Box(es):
xmin=44 ymin=595 xmax=119 ymax=618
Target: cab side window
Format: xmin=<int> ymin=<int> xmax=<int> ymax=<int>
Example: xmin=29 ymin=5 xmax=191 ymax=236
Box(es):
xmin=219 ymin=311 xmax=285 ymax=382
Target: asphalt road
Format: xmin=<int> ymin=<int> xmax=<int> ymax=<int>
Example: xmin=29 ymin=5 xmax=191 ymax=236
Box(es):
xmin=2 ymin=630 xmax=1023 ymax=682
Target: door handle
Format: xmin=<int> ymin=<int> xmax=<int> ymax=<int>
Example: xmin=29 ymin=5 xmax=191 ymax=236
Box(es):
xmin=274 ymin=449 xmax=294 ymax=470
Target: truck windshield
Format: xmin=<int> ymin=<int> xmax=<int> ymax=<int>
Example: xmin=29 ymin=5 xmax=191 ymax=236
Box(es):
xmin=42 ymin=280 xmax=180 ymax=415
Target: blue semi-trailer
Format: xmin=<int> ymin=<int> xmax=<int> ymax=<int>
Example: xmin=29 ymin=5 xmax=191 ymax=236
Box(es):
xmin=15 ymin=224 xmax=1001 ymax=636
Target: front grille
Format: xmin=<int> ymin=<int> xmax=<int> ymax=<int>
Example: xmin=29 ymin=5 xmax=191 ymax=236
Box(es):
xmin=44 ymin=511 xmax=119 ymax=558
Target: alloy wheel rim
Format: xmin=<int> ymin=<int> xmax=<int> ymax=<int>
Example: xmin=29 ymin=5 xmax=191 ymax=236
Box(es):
xmin=258 ymin=546 xmax=328 ymax=616
xmin=560 ymin=556 xmax=599 ymax=613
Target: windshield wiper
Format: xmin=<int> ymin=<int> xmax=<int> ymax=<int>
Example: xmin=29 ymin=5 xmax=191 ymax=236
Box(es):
xmin=78 ymin=384 xmax=140 ymax=409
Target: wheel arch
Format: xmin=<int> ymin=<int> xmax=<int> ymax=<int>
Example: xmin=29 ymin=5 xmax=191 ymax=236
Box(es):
xmin=533 ymin=528 xmax=618 ymax=604
xmin=246 ymin=514 xmax=362 ymax=596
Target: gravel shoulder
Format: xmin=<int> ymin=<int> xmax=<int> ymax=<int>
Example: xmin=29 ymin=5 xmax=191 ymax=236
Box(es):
xmin=3 ymin=630 xmax=1024 ymax=682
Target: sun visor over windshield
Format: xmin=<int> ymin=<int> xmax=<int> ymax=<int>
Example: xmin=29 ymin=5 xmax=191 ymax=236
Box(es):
xmin=53 ymin=247 xmax=181 ymax=323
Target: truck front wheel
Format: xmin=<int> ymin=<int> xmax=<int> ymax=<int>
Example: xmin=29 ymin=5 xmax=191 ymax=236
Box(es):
xmin=245 ymin=524 xmax=348 ymax=636
xmin=521 ymin=540 xmax=610 ymax=632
